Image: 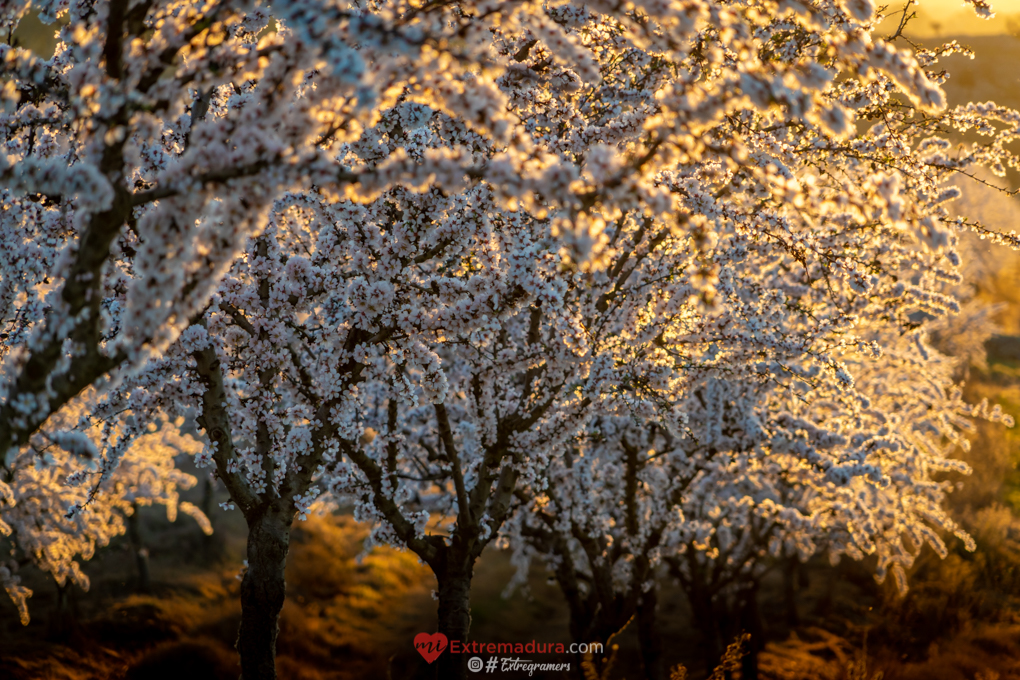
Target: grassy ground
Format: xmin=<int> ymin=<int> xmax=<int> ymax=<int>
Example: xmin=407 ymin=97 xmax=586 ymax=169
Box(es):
xmin=3 ymin=480 xmax=1020 ymax=680
xmin=0 ymin=506 xmax=441 ymax=680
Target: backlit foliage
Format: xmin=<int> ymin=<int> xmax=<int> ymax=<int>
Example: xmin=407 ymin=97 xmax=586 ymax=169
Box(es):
xmin=0 ymin=394 xmax=208 ymax=623
xmin=0 ymin=2 xmax=1018 ymax=672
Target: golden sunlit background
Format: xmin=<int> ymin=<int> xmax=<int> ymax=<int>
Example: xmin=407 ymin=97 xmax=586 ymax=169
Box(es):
xmin=891 ymin=0 xmax=1020 ymax=36
xmin=4 ymin=3 xmax=1020 ymax=680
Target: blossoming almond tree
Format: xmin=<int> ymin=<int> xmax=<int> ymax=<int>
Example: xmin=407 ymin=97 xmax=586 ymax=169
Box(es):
xmin=0 ymin=2 xmax=578 ymax=675
xmin=668 ymin=327 xmax=1013 ymax=677
xmin=500 ymin=2 xmax=1020 ymax=675
xmin=0 ymin=393 xmax=210 ymax=627
xmin=509 ymin=322 xmax=1012 ymax=679
xmin=1 ymin=1 xmax=589 ymax=677
xmin=3 ymin=1 xmax=1020 ymax=679
xmin=0 ymin=0 xmax=539 ymax=464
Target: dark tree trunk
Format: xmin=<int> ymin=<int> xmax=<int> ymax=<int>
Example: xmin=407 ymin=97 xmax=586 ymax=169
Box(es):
xmin=583 ymin=618 xmax=627 ymax=680
xmin=717 ymin=594 xmax=738 ymax=680
xmin=687 ymin=587 xmax=722 ymax=673
xmin=564 ymin=600 xmax=592 ymax=680
xmin=128 ymin=502 xmax=152 ymax=593
xmin=782 ymin=555 xmax=799 ymax=629
xmin=435 ymin=563 xmax=473 ymax=680
xmin=237 ymin=508 xmax=292 ymax=680
xmin=200 ymin=476 xmax=222 ymax=561
xmin=814 ymin=566 xmax=837 ymax=617
xmin=47 ymin=579 xmax=80 ymax=640
xmin=798 ymin=560 xmax=810 ymax=589
xmin=739 ymin=585 xmax=763 ymax=680
xmin=201 ymin=476 xmax=215 ymax=523
xmin=552 ymin=558 xmax=599 ymax=679
xmin=638 ymin=589 xmax=664 ymax=680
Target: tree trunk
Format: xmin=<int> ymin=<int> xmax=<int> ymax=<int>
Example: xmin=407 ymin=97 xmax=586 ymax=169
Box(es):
xmin=435 ymin=564 xmax=473 ymax=680
xmin=798 ymin=560 xmax=810 ymax=589
xmin=200 ymin=476 xmax=222 ymax=561
xmin=128 ymin=502 xmax=152 ymax=593
xmin=739 ymin=585 xmax=763 ymax=680
xmin=687 ymin=588 xmax=721 ymax=674
xmin=565 ymin=600 xmax=592 ymax=680
xmin=237 ymin=508 xmax=292 ymax=680
xmin=638 ymin=589 xmax=664 ymax=680
xmin=48 ymin=579 xmax=81 ymax=640
xmin=814 ymin=566 xmax=836 ymax=617
xmin=201 ymin=476 xmax=215 ymax=523
xmin=782 ymin=555 xmax=799 ymax=629
xmin=717 ymin=593 xmax=737 ymax=680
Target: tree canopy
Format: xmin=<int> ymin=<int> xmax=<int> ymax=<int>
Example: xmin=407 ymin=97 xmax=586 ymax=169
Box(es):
xmin=2 ymin=1 xmax=1018 ymax=678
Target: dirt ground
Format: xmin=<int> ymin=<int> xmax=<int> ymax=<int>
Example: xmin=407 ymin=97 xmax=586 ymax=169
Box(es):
xmin=3 ymin=498 xmax=1020 ymax=680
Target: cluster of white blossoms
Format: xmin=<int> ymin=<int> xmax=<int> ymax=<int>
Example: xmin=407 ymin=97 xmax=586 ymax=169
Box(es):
xmin=505 ymin=321 xmax=1013 ymax=647
xmin=0 ymin=1 xmax=1018 ymax=674
xmin=0 ymin=394 xmax=209 ymax=623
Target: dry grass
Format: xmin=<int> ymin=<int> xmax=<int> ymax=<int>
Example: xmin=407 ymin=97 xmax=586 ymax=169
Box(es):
xmin=4 ymin=482 xmax=1020 ymax=680
xmin=0 ymin=512 xmax=438 ymax=680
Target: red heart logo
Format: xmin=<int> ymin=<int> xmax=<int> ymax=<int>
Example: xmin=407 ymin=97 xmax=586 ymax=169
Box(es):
xmin=414 ymin=632 xmax=448 ymax=664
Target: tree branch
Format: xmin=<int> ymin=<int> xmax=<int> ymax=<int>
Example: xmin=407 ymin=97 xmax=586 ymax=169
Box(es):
xmin=436 ymin=402 xmax=472 ymax=529
xmin=191 ymin=325 xmax=258 ymax=515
